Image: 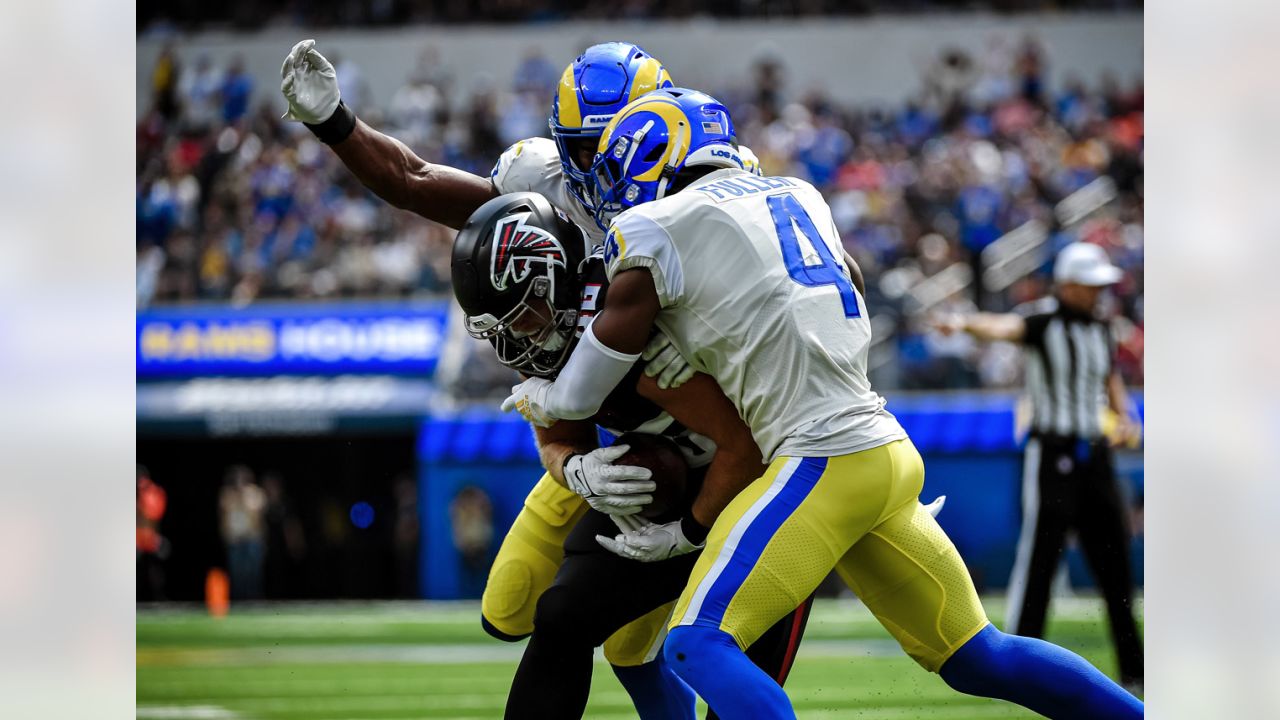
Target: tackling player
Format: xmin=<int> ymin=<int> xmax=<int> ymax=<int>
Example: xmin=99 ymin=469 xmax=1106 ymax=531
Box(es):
xmin=501 ymin=88 xmax=1144 ymax=718
xmin=453 ymin=191 xmax=816 ymax=718
xmin=279 ymin=40 xmax=770 ymax=717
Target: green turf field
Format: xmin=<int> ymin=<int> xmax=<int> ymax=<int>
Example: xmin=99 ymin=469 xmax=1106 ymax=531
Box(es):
xmin=137 ymin=595 xmax=1141 ymax=719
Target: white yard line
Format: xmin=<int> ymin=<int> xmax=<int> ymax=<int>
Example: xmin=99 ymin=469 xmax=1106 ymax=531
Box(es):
xmin=140 ymin=637 xmax=908 ymax=668
xmin=138 ymin=595 xmax=1142 ymax=625
xmin=136 ymin=706 xmax=240 ymax=719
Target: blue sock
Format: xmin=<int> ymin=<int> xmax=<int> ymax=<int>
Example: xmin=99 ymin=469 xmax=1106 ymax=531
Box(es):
xmin=665 ymin=625 xmax=795 ymax=720
xmin=612 ymin=653 xmax=697 ymax=720
xmin=940 ymin=624 xmax=1143 ymax=719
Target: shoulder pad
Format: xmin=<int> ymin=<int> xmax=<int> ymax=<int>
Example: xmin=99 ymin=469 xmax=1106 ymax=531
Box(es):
xmin=737 ymin=144 xmax=764 ymax=176
xmin=603 ymin=211 xmax=684 ymax=307
xmin=491 ymin=137 xmax=561 ymax=195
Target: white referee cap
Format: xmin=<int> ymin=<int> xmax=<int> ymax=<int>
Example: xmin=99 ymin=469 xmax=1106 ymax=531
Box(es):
xmin=1053 ymin=242 xmax=1123 ymax=286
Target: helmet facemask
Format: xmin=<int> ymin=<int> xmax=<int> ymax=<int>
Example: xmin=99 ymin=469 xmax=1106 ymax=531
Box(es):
xmin=453 ymin=193 xmax=589 ymax=379
xmin=550 ymin=122 xmax=604 ymax=214
xmin=465 ymin=273 xmax=579 ymax=378
xmin=592 ymin=122 xmax=680 ymax=231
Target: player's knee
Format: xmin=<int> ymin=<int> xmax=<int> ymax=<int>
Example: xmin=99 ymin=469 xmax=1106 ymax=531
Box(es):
xmin=664 ymin=626 xmax=696 ymax=676
xmin=481 ymin=557 xmax=539 ymax=638
xmin=480 ymin=613 xmax=529 ymax=643
xmin=939 ymin=625 xmax=1014 ymax=695
xmin=531 ymin=585 xmax=594 ymax=643
xmin=664 ymin=625 xmax=733 ymax=679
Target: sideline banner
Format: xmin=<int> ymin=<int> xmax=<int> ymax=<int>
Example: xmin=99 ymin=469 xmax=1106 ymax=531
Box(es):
xmin=137 ymin=301 xmax=450 ymax=377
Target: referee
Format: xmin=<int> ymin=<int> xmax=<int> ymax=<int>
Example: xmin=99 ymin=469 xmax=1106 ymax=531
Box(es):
xmin=935 ymin=241 xmax=1143 ymax=687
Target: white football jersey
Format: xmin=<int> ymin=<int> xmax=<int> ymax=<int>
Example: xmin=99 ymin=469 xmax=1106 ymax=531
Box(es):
xmin=490 ymin=137 xmax=603 ymax=246
xmin=602 ymin=168 xmax=906 ymax=461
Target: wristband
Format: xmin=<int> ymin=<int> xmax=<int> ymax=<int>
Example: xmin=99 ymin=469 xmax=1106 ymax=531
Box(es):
xmin=304 ymin=101 xmax=357 ymax=145
xmin=680 ymin=515 xmax=710 ymax=546
xmin=561 ymin=453 xmax=581 ymax=477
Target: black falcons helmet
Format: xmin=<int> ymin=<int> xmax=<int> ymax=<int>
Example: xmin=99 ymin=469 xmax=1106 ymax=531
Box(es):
xmin=452 ymin=192 xmax=589 ymax=378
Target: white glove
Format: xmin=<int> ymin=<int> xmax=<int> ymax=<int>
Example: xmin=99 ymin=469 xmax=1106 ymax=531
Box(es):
xmin=563 ymin=445 xmax=656 ymax=516
xmin=597 ymin=514 xmax=704 ymax=562
xmin=641 ymin=332 xmax=695 ymax=390
xmin=924 ymin=495 xmax=947 ymax=517
xmin=500 ymin=377 xmax=556 ymax=428
xmin=280 ymin=39 xmax=341 ymax=124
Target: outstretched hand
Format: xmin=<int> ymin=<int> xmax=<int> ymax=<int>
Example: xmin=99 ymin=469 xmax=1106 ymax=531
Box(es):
xmin=280 ymin=39 xmax=341 ymax=124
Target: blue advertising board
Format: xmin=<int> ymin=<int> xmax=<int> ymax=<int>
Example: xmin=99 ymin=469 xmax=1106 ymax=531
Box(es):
xmin=137 ymin=301 xmax=450 ymax=377
xmin=416 ymin=394 xmax=1144 ymax=599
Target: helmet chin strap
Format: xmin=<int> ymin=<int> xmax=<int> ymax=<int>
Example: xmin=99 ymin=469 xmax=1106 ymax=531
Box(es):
xmin=621 ymin=120 xmax=653 ymax=178
xmin=654 ymin=120 xmax=688 ymax=201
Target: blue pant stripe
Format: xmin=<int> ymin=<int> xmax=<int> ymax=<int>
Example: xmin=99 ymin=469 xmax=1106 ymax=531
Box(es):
xmin=694 ymin=456 xmax=828 ymax=629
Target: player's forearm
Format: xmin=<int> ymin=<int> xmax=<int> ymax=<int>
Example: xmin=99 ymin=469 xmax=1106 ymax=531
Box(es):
xmin=533 ymin=421 xmax=598 ymax=486
xmin=538 ymin=443 xmax=584 ymax=487
xmin=330 ymin=120 xmax=496 ymax=230
xmin=1107 ymin=371 xmax=1131 ymax=416
xmin=959 ymin=312 xmax=1026 ymax=342
xmin=634 ymin=373 xmax=766 ymax=532
xmin=691 ymin=448 xmax=767 ymax=529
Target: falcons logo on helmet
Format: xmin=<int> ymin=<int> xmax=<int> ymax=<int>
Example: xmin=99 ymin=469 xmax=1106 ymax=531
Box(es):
xmin=489 ymin=213 xmax=567 ymax=291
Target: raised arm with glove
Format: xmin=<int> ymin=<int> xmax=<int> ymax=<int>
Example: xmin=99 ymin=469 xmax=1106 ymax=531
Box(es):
xmin=279 ymin=39 xmax=495 ymax=230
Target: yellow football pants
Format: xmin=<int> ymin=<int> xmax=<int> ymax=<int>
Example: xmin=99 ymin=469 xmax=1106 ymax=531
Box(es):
xmin=480 ymin=472 xmax=675 ymax=666
xmin=671 ymin=439 xmax=988 ymax=672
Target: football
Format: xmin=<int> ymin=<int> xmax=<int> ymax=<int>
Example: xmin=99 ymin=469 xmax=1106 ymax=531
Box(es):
xmin=612 ymin=432 xmax=689 ymax=520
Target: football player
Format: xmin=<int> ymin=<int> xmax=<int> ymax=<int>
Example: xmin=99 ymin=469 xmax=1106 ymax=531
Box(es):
xmin=279 ymin=40 xmax=734 ymax=714
xmin=453 ymin=191 xmax=815 ymax=718
xmin=501 ymin=88 xmax=1144 ymax=719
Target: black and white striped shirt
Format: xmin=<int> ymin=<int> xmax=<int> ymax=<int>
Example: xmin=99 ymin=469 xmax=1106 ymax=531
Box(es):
xmin=1019 ymin=298 xmax=1113 ymax=440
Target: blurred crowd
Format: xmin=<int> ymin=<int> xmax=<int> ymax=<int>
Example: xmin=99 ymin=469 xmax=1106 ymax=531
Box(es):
xmin=139 ymin=1 xmax=1141 ymax=34
xmin=137 ymin=35 xmax=1142 ymax=389
xmin=137 ymin=462 xmax=424 ymax=602
xmin=726 ymin=39 xmax=1144 ymax=388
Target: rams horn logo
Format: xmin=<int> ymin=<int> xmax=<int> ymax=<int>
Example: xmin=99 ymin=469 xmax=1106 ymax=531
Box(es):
xmin=489 ymin=213 xmax=567 ymax=291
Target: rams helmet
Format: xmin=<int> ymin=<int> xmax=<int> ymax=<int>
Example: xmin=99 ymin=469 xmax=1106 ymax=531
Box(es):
xmin=591 ymin=87 xmax=742 ymax=229
xmin=549 ymin=43 xmax=674 ymax=213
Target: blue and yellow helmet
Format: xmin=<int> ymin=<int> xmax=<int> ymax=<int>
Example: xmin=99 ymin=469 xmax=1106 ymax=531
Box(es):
xmin=591 ymin=87 xmax=743 ymax=230
xmin=549 ymin=42 xmax=673 ymax=213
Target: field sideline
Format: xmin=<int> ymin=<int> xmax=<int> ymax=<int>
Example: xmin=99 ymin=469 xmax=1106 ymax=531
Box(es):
xmin=137 ymin=595 xmax=1142 ymax=719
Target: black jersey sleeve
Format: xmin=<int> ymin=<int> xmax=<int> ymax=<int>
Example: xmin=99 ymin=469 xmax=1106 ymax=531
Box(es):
xmin=1022 ymin=312 xmax=1053 ymax=350
xmin=1011 ymin=297 xmax=1057 ymax=349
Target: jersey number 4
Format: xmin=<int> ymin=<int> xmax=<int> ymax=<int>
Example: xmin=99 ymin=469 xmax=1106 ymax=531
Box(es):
xmin=767 ymin=193 xmax=861 ymax=318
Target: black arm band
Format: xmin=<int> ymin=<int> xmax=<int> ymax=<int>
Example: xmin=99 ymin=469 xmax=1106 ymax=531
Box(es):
xmin=304 ymin=101 xmax=357 ymax=145
xmin=680 ymin=514 xmax=710 ymax=546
